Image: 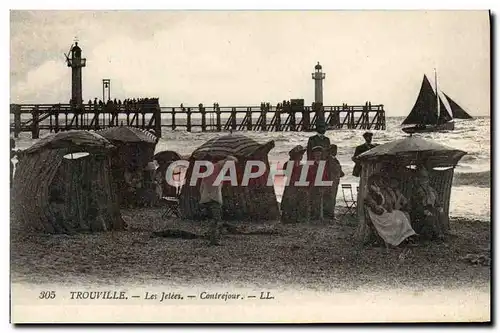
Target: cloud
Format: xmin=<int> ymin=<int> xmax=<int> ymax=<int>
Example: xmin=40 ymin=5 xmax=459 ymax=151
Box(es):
xmin=10 ymin=10 xmax=490 ymax=116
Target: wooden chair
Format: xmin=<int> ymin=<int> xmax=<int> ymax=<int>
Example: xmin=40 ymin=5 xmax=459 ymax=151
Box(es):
xmin=161 ymin=185 xmax=182 ymax=218
xmin=341 ymin=184 xmax=357 ymax=217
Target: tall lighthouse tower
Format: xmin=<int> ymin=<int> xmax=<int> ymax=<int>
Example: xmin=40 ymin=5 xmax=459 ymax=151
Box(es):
xmin=65 ymin=40 xmax=86 ymax=106
xmin=311 ymin=61 xmax=325 ymax=104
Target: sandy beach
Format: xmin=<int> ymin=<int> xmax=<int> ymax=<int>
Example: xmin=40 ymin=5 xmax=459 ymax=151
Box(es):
xmin=10 ymin=205 xmax=490 ymax=291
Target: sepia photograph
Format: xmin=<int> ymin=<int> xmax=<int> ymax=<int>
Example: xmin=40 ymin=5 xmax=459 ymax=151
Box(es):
xmin=8 ymin=8 xmax=491 ymax=323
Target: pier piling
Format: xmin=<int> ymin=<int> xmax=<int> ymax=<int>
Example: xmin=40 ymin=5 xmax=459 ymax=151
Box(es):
xmin=10 ymin=100 xmax=386 ymax=138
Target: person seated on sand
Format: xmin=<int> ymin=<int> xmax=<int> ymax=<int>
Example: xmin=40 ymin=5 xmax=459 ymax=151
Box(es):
xmin=124 ymin=167 xmax=143 ymax=208
xmin=364 ymin=172 xmax=417 ymax=248
xmin=140 ymin=162 xmax=162 ymax=207
xmin=387 ymin=176 xmax=410 ymax=213
xmin=281 ymin=145 xmax=308 ymax=224
xmin=411 ymin=166 xmax=446 ymax=241
xmin=199 ymin=154 xmax=238 ymax=246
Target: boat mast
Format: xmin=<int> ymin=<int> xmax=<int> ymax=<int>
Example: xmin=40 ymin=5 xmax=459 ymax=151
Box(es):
xmin=435 ymin=67 xmax=440 ymax=125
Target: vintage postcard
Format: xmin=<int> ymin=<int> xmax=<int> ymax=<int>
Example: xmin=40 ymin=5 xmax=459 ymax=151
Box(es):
xmin=9 ymin=10 xmax=491 ymax=323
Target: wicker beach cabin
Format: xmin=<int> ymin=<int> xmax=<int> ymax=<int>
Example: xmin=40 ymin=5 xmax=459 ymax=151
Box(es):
xmin=12 ymin=130 xmax=126 ymax=234
xmin=179 ymin=134 xmax=280 ymax=221
xmin=96 ymin=126 xmax=159 ymax=206
xmin=354 ymin=136 xmax=467 ymax=243
xmin=96 ymin=126 xmax=158 ymax=170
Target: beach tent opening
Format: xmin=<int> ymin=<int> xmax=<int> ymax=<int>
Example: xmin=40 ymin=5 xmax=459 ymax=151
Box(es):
xmin=179 ymin=134 xmax=280 ymax=221
xmin=153 ymin=150 xmax=185 ymax=197
xmin=12 ymin=130 xmax=127 ymax=234
xmin=353 ymin=135 xmax=467 ymax=243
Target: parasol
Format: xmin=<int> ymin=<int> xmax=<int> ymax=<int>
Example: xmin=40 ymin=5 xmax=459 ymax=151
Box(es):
xmin=355 ymin=136 xmax=467 ymax=167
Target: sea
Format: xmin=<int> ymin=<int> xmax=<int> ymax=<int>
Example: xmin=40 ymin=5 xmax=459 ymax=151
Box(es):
xmin=12 ymin=116 xmax=491 ymax=221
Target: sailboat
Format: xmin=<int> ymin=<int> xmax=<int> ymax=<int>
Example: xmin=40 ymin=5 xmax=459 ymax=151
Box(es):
xmin=402 ymin=71 xmax=473 ymax=134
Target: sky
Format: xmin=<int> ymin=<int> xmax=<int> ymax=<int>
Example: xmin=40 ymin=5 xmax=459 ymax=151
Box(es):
xmin=10 ymin=10 xmax=490 ymax=116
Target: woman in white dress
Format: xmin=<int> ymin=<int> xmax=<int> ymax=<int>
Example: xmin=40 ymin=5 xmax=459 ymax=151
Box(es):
xmin=364 ymin=174 xmax=416 ymax=247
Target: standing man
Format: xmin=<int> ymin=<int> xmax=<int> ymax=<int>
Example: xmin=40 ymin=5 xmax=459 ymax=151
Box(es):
xmin=307 ymin=120 xmax=330 ymax=160
xmin=352 ymin=132 xmax=377 ymax=177
xmin=307 ymin=146 xmax=330 ymax=222
xmin=199 ymin=154 xmax=238 ymax=246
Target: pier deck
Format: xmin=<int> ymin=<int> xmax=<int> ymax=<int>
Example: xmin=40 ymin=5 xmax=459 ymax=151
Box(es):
xmin=10 ymin=101 xmax=386 ymax=139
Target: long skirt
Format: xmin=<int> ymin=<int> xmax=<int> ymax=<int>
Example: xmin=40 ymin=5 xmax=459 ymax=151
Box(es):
xmin=367 ymin=208 xmax=416 ymax=246
xmin=323 ymin=180 xmax=340 ymax=218
xmin=309 ymin=186 xmax=330 ymax=221
xmin=281 ymin=185 xmax=309 ymax=224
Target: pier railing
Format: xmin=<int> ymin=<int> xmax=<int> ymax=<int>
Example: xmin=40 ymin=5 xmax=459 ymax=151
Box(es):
xmin=10 ymin=101 xmax=386 ymax=139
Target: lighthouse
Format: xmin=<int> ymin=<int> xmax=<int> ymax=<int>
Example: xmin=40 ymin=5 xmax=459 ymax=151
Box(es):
xmin=311 ymin=62 xmax=325 ymax=104
xmin=65 ymin=41 xmax=86 ymax=106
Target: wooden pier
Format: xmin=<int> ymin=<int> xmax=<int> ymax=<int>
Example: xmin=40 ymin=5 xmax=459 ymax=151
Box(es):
xmin=10 ymin=100 xmax=386 ymax=139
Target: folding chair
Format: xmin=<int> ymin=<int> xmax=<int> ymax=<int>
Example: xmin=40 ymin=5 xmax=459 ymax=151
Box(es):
xmin=341 ymin=184 xmax=357 ymax=217
xmin=161 ymin=186 xmax=182 ymax=218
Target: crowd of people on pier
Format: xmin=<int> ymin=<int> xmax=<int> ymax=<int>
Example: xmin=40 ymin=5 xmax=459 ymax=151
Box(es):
xmin=81 ymin=97 xmax=160 ymax=111
xmin=73 ymin=97 xmax=160 ymax=108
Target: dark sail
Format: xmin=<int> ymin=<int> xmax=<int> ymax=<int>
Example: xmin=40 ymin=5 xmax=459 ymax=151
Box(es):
xmin=402 ymin=75 xmax=438 ymax=125
xmin=443 ymin=93 xmax=473 ymax=119
xmin=437 ymin=95 xmax=453 ymax=124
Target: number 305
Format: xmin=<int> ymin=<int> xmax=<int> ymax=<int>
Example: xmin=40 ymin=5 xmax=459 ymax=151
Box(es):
xmin=39 ymin=291 xmax=56 ymax=299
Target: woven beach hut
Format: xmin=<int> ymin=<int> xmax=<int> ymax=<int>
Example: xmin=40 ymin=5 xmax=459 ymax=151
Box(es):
xmin=96 ymin=126 xmax=159 ymax=205
xmin=12 ymin=130 xmax=126 ymax=234
xmin=179 ymin=134 xmax=280 ymax=221
xmin=353 ymin=135 xmax=467 ymax=243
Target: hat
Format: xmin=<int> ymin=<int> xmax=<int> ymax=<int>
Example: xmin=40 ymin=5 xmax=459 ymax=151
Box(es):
xmin=288 ymin=145 xmax=306 ymax=157
xmin=312 ymin=146 xmax=324 ymax=152
xmin=363 ymin=132 xmax=373 ymax=138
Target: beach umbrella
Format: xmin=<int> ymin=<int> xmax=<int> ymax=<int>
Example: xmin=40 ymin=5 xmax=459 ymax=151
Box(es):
xmin=24 ymin=130 xmax=114 ymax=154
xmin=191 ymin=134 xmax=275 ymax=160
xmin=96 ymin=126 xmax=158 ymax=144
xmin=355 ymin=136 xmax=466 ymax=167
